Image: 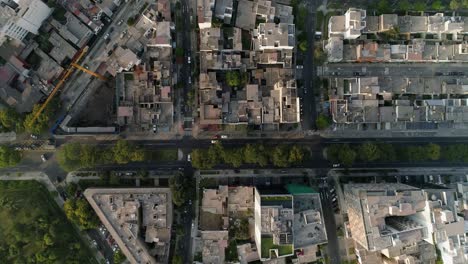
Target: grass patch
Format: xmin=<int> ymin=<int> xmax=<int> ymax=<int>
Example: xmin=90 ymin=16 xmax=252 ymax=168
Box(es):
xmin=261 ymin=237 xmax=293 ymax=258
xmin=0 ymin=181 xmax=97 ymax=263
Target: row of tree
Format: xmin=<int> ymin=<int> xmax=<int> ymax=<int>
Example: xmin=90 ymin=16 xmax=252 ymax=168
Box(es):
xmin=325 ymin=142 xmax=465 ymax=166
xmin=191 ymin=143 xmax=308 ymax=169
xmin=57 ymin=140 xmax=146 ymax=171
xmin=168 ymin=172 xmax=194 ymax=207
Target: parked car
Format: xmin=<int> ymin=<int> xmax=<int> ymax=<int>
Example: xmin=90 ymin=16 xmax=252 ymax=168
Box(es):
xmin=40 ymin=154 xmax=47 ymax=162
xmin=211 ymin=140 xmax=218 ymax=144
xmin=220 ymin=135 xmax=228 ymax=139
xmin=117 ymin=19 xmax=124 ymax=26
xmin=187 ymin=154 xmax=191 ymax=162
xmin=103 ymin=33 xmax=110 ymax=40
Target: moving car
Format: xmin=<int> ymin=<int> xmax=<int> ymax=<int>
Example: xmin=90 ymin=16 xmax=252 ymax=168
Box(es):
xmin=40 ymin=154 xmax=47 ymax=162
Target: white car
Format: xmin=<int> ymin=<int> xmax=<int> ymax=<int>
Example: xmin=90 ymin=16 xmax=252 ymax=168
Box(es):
xmin=30 ymin=134 xmax=38 ymax=139
xmin=332 ymin=163 xmax=340 ymax=168
xmin=41 ymin=154 xmax=47 ymax=162
xmin=220 ymin=135 xmax=228 ymax=139
xmin=187 ymin=56 xmax=191 ymax=64
xmin=103 ymin=33 xmax=110 ymax=40
xmin=117 ymin=19 xmax=124 ymax=26
xmin=187 ymin=154 xmax=191 ymax=162
xmin=211 ymin=140 xmax=218 ymax=144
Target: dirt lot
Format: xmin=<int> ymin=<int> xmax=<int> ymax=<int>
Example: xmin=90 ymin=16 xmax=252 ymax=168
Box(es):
xmin=70 ymin=81 xmax=116 ymax=126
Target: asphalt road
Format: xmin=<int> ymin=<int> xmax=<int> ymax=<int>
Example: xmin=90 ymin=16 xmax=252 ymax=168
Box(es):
xmin=320 ymin=62 xmax=468 ymax=77
xmin=319 ymin=181 xmax=341 ymax=264
xmin=300 ymin=0 xmax=318 ymax=130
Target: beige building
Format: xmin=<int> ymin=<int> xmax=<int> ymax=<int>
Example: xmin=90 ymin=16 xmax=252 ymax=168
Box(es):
xmin=344 ymin=183 xmax=467 ymax=264
xmin=84 ymin=188 xmax=173 ymax=264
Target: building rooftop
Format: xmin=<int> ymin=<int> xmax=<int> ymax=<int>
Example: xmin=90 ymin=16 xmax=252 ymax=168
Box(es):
xmin=236 ymin=0 xmax=256 ymax=30
xmin=293 ymin=193 xmax=327 ymax=248
xmin=253 ymin=23 xmax=295 ymax=50
xmin=84 ymin=188 xmax=172 ymax=264
xmin=260 ymin=195 xmax=294 ymax=260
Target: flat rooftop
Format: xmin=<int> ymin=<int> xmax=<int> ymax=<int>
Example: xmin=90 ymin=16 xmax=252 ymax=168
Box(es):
xmin=84 ymin=188 xmax=172 ymax=264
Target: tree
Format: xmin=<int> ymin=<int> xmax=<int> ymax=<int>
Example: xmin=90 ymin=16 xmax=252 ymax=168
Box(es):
xmin=329 ymin=144 xmax=357 ymax=167
xmin=314 ymin=46 xmax=327 ymax=64
xmin=127 ymin=16 xmax=136 ymax=26
xmin=169 ymin=172 xmax=192 ymax=207
xmin=57 ymin=142 xmax=83 ymax=171
xmin=398 ymin=0 xmax=412 ymax=10
xmin=405 ymin=146 xmax=426 ymax=161
xmin=112 ymin=140 xmax=144 ymax=164
xmin=413 ymin=0 xmax=426 ymax=11
xmin=288 ymin=145 xmax=305 ymax=165
xmin=377 ymin=144 xmax=397 ymax=161
xmin=114 ymin=250 xmax=126 ymax=264
xmin=191 ymin=149 xmax=213 ymax=169
xmin=426 ymin=143 xmax=441 ymax=161
xmin=358 ymin=142 xmax=380 ymax=162
xmin=226 ymin=71 xmax=241 ymax=87
xmin=223 ymin=148 xmax=244 ymax=168
xmin=64 ymin=199 xmax=99 ymax=230
xmin=316 ymin=114 xmax=331 ymax=130
xmin=23 ymin=98 xmax=60 ymax=134
xmin=137 ymin=170 xmax=149 ymax=179
xmin=450 ymin=0 xmax=461 ymax=10
xmin=377 ymin=0 xmax=390 ymax=14
xmin=271 ymin=146 xmax=290 ymax=167
xmin=0 ymin=108 xmax=23 ymax=132
xmin=0 ymin=146 xmax=21 ymax=168
xmin=432 ymin=0 xmax=445 ymax=10
xmin=298 ymin=40 xmax=308 ymax=52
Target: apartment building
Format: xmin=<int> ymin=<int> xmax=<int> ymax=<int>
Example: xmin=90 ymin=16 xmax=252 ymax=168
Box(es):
xmin=197 ymin=0 xmax=300 ymax=129
xmin=196 ymin=185 xmax=327 ymax=263
xmin=326 ymin=9 xmax=468 ymax=63
xmin=343 ymin=183 xmax=467 ymax=264
xmin=84 ymin=188 xmax=173 ymax=264
xmin=0 ymin=0 xmax=52 ymax=44
xmin=329 ymin=76 xmax=468 ymax=129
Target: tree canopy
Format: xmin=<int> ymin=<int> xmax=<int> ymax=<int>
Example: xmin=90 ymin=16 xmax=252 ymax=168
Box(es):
xmin=63 ymin=198 xmax=99 ymax=230
xmin=23 ymin=98 xmax=60 ymax=134
xmin=0 ymin=145 xmax=21 ymax=168
xmin=191 ymin=143 xmax=308 ymax=169
xmin=0 ymin=181 xmax=95 ymax=263
xmin=57 ymin=140 xmax=146 ymax=171
xmin=0 ymin=107 xmax=23 ymax=132
xmin=169 ymin=172 xmax=194 ymax=207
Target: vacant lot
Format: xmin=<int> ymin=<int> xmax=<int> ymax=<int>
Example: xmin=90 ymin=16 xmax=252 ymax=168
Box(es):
xmin=0 ymin=181 xmax=97 ymax=263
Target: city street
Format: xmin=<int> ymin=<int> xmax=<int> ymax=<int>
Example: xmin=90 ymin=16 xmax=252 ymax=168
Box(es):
xmin=319 ymin=181 xmax=341 ymax=264
xmin=301 ymin=0 xmax=318 ymax=130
